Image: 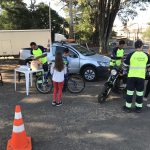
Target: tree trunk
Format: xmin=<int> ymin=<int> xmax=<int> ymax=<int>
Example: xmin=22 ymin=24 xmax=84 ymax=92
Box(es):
xmin=98 ymin=0 xmax=121 ymax=54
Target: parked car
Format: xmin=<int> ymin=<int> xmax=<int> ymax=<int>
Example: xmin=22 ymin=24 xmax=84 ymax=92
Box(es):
xmin=143 ymin=45 xmax=149 ymax=53
xmin=19 ymin=42 xmax=110 ymax=81
xmin=47 ymin=42 xmax=110 ymax=81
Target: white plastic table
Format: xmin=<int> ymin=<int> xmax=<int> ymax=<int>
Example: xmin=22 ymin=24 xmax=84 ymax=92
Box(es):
xmin=14 ymin=68 xmax=44 ymax=96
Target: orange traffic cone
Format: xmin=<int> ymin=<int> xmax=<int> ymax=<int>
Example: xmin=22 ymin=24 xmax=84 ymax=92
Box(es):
xmin=7 ymin=105 xmax=32 ymax=150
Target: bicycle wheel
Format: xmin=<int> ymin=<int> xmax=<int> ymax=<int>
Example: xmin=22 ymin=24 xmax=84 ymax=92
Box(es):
xmin=35 ymin=75 xmax=53 ymax=94
xmin=67 ymin=74 xmax=85 ymax=93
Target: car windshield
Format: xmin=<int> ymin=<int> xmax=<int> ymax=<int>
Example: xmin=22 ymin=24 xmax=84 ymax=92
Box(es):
xmin=71 ymin=45 xmax=95 ymax=56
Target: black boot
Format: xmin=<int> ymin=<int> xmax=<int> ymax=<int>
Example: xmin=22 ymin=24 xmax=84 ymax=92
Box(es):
xmin=122 ymin=106 xmax=132 ymax=113
xmin=135 ymin=107 xmax=142 ymax=113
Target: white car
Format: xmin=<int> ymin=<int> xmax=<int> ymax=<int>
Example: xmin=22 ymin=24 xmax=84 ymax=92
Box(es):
xmin=47 ymin=42 xmax=110 ymax=81
xmin=19 ymin=43 xmax=110 ymax=81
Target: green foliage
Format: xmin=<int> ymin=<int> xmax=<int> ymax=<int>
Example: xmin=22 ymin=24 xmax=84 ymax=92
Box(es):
xmin=75 ymin=4 xmax=93 ymax=41
xmin=118 ymin=0 xmax=148 ymax=24
xmin=64 ymin=0 xmax=150 ymax=53
xmin=0 ymin=0 xmax=30 ymax=29
xmin=63 ymin=0 xmax=95 ymax=42
xmin=0 ymin=0 xmax=67 ymax=37
xmin=30 ymin=2 xmax=65 ymax=33
xmin=110 ymin=30 xmax=117 ymax=38
xmin=143 ymin=27 xmax=150 ymax=39
xmin=1 ymin=0 xmax=149 ymax=52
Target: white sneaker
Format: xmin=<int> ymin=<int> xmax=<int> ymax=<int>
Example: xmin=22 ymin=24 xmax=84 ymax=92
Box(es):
xmin=147 ymin=104 xmax=150 ymax=107
xmin=143 ymin=97 xmax=148 ymax=101
xmin=52 ymin=101 xmax=56 ymax=106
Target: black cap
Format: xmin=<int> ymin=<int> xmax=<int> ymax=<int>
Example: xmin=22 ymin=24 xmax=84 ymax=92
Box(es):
xmin=135 ymin=40 xmax=143 ymax=49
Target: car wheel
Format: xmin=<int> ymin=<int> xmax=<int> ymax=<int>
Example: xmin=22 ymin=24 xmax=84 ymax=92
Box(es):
xmin=83 ymin=67 xmax=96 ymax=81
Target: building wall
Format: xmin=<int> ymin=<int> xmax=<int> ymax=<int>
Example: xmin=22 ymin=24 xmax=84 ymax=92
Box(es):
xmin=0 ymin=30 xmax=51 ymax=56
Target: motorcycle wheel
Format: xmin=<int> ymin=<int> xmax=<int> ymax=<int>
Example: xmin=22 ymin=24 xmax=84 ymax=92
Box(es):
xmin=97 ymin=82 xmax=111 ymax=104
xmin=98 ymin=95 xmax=106 ymax=104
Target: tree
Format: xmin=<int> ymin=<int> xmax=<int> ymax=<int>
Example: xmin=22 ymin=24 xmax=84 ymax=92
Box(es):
xmin=68 ymin=0 xmax=149 ymax=54
xmin=110 ymin=30 xmax=117 ymax=38
xmin=143 ymin=27 xmax=150 ymax=40
xmin=62 ymin=0 xmax=78 ymax=38
xmin=93 ymin=0 xmax=149 ymax=54
xmin=74 ymin=2 xmax=93 ymax=42
xmin=0 ymin=0 xmax=68 ymax=39
xmin=0 ymin=0 xmax=32 ymax=29
xmin=31 ymin=3 xmax=68 ymax=41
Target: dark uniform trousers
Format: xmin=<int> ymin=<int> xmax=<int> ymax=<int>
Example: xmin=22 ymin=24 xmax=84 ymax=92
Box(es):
xmin=42 ymin=62 xmax=48 ymax=72
xmin=126 ymin=77 xmax=144 ymax=108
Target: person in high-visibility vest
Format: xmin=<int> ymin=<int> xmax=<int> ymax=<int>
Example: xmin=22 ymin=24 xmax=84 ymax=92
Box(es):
xmin=110 ymin=40 xmax=126 ymax=92
xmin=143 ymin=48 xmax=150 ymax=107
xmin=110 ymin=40 xmax=125 ymax=68
xmin=30 ymin=42 xmax=48 ymax=72
xmin=123 ymin=40 xmax=150 ymax=113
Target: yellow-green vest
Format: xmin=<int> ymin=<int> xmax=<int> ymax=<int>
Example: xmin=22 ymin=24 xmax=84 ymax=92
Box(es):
xmin=110 ymin=49 xmax=124 ymax=67
xmin=32 ymin=48 xmax=47 ymax=64
xmin=128 ymin=51 xmax=148 ymax=79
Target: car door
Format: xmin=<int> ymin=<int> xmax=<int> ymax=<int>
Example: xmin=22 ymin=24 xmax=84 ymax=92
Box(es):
xmin=68 ymin=48 xmax=80 ymax=73
xmin=51 ymin=45 xmax=80 ymax=73
xmin=50 ymin=45 xmax=66 ymax=62
xmin=51 ymin=46 xmax=57 ymax=61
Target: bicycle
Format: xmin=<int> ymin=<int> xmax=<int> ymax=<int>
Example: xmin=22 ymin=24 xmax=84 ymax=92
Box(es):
xmin=35 ymin=63 xmax=85 ymax=94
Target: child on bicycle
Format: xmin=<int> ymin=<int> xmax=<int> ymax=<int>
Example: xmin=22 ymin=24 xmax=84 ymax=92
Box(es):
xmin=63 ymin=48 xmax=71 ymax=92
xmin=51 ymin=52 xmax=67 ymax=106
xmin=63 ymin=48 xmax=71 ymax=66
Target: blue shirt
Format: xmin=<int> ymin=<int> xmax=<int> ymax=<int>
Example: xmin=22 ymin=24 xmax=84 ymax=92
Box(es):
xmin=63 ymin=56 xmax=71 ymax=65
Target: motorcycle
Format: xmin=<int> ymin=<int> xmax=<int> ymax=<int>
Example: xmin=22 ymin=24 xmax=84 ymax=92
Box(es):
xmin=98 ymin=66 xmax=127 ymax=104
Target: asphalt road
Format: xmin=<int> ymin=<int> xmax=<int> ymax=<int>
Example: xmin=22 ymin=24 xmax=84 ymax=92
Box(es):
xmin=0 ymin=71 xmax=150 ymax=150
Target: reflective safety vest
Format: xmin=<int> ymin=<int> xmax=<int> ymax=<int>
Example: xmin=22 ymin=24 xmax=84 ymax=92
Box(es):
xmin=128 ymin=51 xmax=148 ymax=79
xmin=110 ymin=48 xmax=124 ymax=67
xmin=32 ymin=48 xmax=47 ymax=64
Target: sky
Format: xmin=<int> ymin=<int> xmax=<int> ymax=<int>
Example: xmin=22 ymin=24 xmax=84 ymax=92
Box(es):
xmin=23 ymin=0 xmax=150 ymax=29
xmin=23 ymin=0 xmax=66 ymax=16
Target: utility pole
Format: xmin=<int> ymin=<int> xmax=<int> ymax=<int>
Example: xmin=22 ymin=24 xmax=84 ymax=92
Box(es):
xmin=30 ymin=0 xmax=36 ymax=11
xmin=69 ymin=0 xmax=74 ymax=39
